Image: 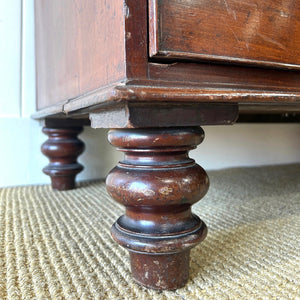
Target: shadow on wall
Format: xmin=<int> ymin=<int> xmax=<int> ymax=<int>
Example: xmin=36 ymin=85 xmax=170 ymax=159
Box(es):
xmin=0 ymin=122 xmax=299 ymax=187
xmin=79 ymin=123 xmax=300 ymax=180
xmin=77 ymin=127 xmax=122 ymax=181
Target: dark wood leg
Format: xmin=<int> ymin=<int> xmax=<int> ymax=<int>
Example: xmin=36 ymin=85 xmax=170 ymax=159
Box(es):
xmin=106 ymin=127 xmax=209 ymax=290
xmin=41 ymin=127 xmax=85 ymax=190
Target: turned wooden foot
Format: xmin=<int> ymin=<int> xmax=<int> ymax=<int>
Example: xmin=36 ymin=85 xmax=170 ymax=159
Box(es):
xmin=41 ymin=127 xmax=85 ymax=190
xmin=106 ymin=127 xmax=209 ymax=290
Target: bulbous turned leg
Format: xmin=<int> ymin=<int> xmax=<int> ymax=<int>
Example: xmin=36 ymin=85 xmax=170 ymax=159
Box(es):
xmin=106 ymin=127 xmax=209 ymax=290
xmin=41 ymin=127 xmax=85 ymax=190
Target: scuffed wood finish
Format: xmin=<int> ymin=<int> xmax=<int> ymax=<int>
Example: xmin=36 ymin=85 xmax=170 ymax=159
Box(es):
xmin=149 ymin=0 xmax=300 ymax=69
xmin=33 ymin=81 xmax=300 ymax=120
xmin=34 ymin=0 xmax=300 ymax=291
xmin=106 ymin=127 xmax=208 ymax=290
xmin=35 ymin=0 xmax=126 ymax=109
xmin=89 ymin=102 xmax=238 ymax=128
xmin=124 ymin=0 xmax=148 ymax=79
xmin=34 ymin=0 xmax=300 ymax=116
xmin=41 ymin=127 xmax=85 ymax=190
xmin=148 ymin=63 xmax=300 ymax=92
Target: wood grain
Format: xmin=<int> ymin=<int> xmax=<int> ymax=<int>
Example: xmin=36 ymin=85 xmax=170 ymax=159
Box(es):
xmin=107 ymin=127 xmax=208 ymax=289
xmin=35 ymin=0 xmax=126 ymax=109
xmin=149 ymin=0 xmax=300 ymax=69
xmin=124 ymin=0 xmax=148 ymax=79
xmin=34 ymin=0 xmax=300 ymax=120
xmin=41 ymin=127 xmax=85 ymax=190
xmin=148 ymin=62 xmax=300 ymax=91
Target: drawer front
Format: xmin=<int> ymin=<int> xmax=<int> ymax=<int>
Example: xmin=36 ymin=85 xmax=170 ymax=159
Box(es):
xmin=149 ymin=0 xmax=300 ymax=69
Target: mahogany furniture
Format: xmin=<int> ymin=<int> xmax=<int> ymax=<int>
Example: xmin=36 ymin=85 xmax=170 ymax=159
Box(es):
xmin=41 ymin=126 xmax=84 ymax=191
xmin=34 ymin=0 xmax=300 ymax=290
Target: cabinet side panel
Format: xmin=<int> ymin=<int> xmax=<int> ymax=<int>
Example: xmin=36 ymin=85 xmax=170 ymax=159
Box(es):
xmin=35 ymin=0 xmax=126 ymax=110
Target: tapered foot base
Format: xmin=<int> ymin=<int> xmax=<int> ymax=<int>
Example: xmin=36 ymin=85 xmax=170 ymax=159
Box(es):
xmin=111 ymin=213 xmax=207 ymax=290
xmin=48 ymin=175 xmax=77 ymax=191
xmin=131 ymin=251 xmax=190 ymax=290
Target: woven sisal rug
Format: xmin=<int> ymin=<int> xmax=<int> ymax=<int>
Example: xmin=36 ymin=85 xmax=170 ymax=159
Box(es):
xmin=0 ymin=164 xmax=299 ymax=299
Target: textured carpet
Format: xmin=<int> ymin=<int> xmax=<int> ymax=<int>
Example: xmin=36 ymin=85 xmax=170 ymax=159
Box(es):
xmin=0 ymin=164 xmax=299 ymax=299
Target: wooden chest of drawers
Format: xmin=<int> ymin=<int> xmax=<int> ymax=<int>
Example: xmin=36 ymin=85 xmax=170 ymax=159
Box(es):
xmin=34 ymin=0 xmax=300 ymax=115
xmin=34 ymin=0 xmax=300 ymax=290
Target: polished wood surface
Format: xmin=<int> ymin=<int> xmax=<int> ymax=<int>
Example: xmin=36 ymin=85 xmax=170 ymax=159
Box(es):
xmin=59 ymin=82 xmax=299 ymax=118
xmin=149 ymin=0 xmax=300 ymax=69
xmin=34 ymin=0 xmax=300 ymax=116
xmin=148 ymin=62 xmax=300 ymax=92
xmin=41 ymin=127 xmax=85 ymax=190
xmin=35 ymin=0 xmax=126 ymax=109
xmin=107 ymin=127 xmax=208 ymax=289
xmin=124 ymin=0 xmax=148 ymax=79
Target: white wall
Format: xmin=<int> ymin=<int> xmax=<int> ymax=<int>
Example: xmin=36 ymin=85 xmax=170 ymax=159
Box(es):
xmin=0 ymin=0 xmax=21 ymax=118
xmin=0 ymin=0 xmax=299 ymax=187
xmin=192 ymin=124 xmax=300 ymax=170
